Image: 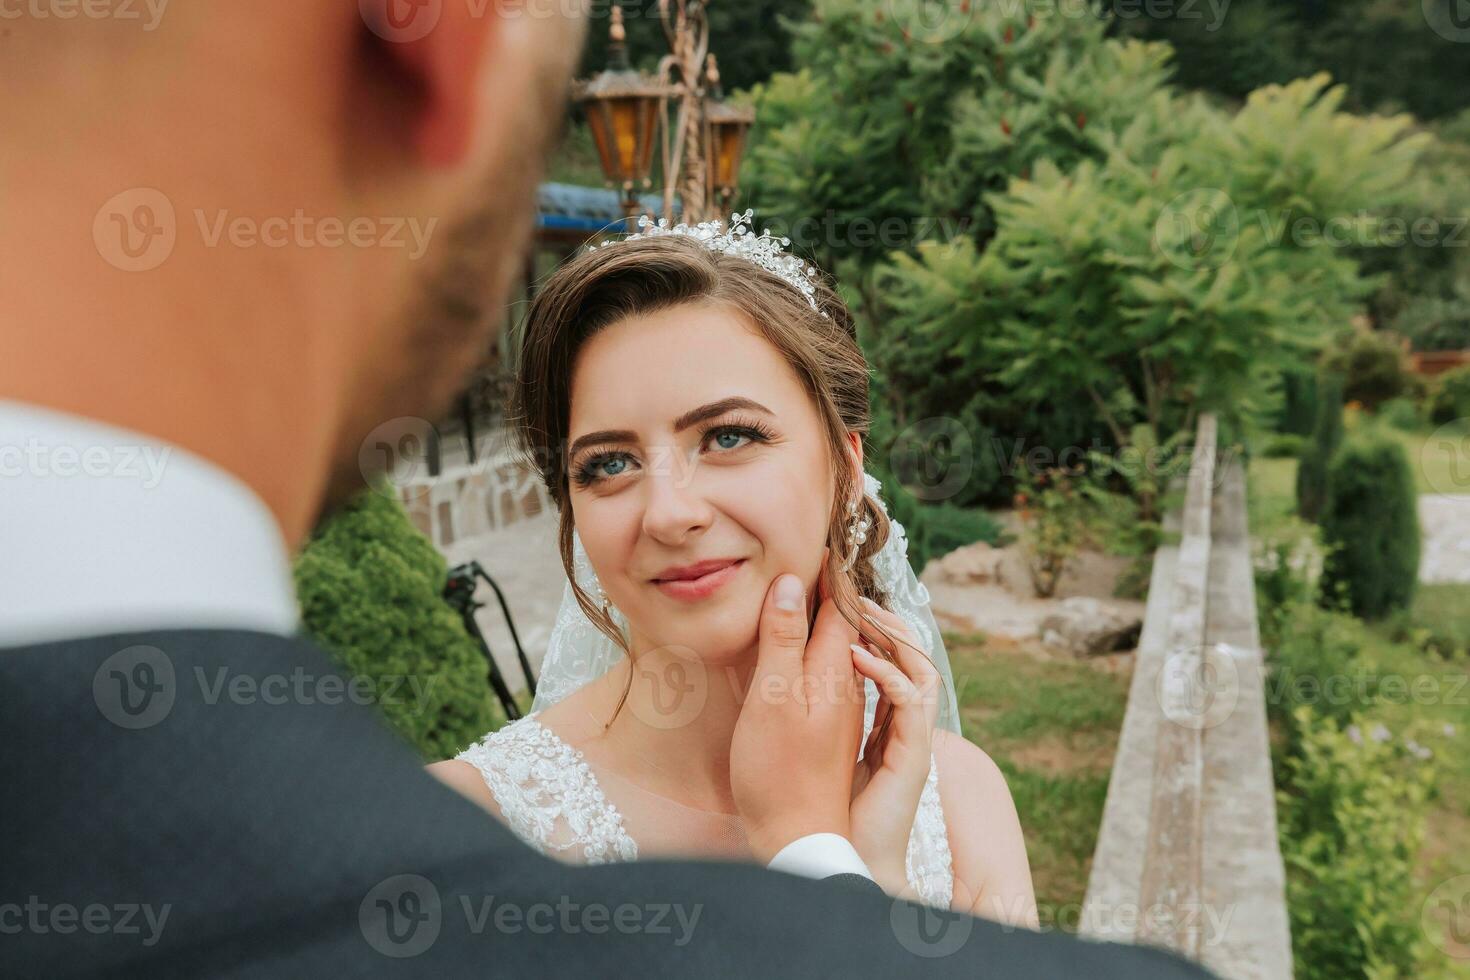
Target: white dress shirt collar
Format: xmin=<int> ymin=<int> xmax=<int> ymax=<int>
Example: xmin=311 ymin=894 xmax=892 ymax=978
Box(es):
xmin=1 ymin=399 xmax=299 ymax=647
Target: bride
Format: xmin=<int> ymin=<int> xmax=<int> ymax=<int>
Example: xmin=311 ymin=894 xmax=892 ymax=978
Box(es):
xmin=429 ymin=211 xmax=1037 ymax=923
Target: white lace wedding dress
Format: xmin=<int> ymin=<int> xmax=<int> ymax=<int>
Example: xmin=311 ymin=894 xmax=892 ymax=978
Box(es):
xmin=455 ymin=713 xmax=956 ymax=910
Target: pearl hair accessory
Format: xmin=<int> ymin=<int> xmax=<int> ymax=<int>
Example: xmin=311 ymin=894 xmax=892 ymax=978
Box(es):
xmin=840 ymin=493 xmax=872 ymax=573
xmin=591 ymin=209 xmax=828 ymax=318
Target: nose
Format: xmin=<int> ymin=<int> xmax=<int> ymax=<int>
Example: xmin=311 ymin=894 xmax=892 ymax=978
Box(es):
xmin=640 ymin=445 xmax=713 ymax=546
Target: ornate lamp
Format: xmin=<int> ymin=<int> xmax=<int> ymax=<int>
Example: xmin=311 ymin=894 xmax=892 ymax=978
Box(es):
xmin=702 ymin=55 xmax=755 ymax=211
xmin=572 ymin=6 xmax=676 ymax=221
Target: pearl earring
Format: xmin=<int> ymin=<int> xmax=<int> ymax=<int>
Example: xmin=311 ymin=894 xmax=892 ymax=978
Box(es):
xmin=590 ymin=576 xmax=613 ymax=618
xmin=840 ymin=494 xmax=871 ymax=573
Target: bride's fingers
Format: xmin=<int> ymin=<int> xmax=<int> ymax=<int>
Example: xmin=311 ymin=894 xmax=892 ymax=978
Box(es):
xmin=850 ymin=644 xmax=928 ymax=760
xmin=858 ymin=598 xmax=942 ymax=727
xmin=864 ymin=688 xmax=893 ymax=764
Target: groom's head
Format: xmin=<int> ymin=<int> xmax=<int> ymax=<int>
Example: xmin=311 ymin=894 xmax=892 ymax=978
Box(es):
xmin=0 ymin=0 xmax=587 ymax=543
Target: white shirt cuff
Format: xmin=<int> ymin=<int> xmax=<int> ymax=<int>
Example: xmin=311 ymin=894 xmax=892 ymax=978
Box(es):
xmin=765 ymin=833 xmax=875 ymax=882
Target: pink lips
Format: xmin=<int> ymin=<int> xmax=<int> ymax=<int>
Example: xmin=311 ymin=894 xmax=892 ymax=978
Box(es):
xmin=653 ymin=559 xmax=746 ymax=601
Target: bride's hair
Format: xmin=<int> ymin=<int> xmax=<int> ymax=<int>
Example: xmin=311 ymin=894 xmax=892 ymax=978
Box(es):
xmin=508 ymin=232 xmax=914 ymax=675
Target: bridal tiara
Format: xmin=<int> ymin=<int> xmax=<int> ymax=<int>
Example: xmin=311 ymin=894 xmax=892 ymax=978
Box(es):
xmin=591 ymin=209 xmax=829 ymax=318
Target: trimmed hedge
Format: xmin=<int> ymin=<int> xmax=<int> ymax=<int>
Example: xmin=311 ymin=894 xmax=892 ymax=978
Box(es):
xmin=1295 ymin=371 xmax=1345 ymax=523
xmin=1317 ymin=434 xmax=1422 ymax=620
xmin=293 ymin=486 xmax=504 ymax=760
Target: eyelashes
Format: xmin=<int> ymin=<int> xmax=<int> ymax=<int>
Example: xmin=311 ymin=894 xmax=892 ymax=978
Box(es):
xmin=570 ymin=415 xmax=777 ymax=489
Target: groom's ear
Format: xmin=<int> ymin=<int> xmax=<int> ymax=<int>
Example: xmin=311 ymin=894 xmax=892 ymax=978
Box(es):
xmin=360 ymin=0 xmax=502 ymax=168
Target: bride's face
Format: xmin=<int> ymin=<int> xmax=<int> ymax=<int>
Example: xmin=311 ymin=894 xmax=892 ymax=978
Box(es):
xmin=566 ymin=300 xmax=858 ymax=665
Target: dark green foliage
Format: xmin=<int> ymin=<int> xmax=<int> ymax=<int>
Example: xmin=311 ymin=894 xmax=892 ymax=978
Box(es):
xmin=1320 ymin=330 xmax=1418 ymax=412
xmin=1376 ymin=397 xmax=1424 ymax=433
xmin=1317 ymin=434 xmax=1422 ymax=620
xmin=1276 ymin=706 xmax=1435 ymax=980
xmin=1275 ymin=366 xmax=1318 ymax=437
xmin=1295 ymin=371 xmax=1344 ymax=522
xmin=1261 ymin=433 xmax=1305 ymax=458
xmin=1264 ymin=602 xmax=1372 ymax=758
xmin=1112 ymin=0 xmax=1470 ymax=123
xmin=293 ymin=487 xmax=504 ymax=760
xmin=872 ymin=467 xmax=1002 ymax=579
xmin=1429 ymin=364 xmax=1470 ymax=426
xmin=579 ymin=0 xmax=810 ymax=94
xmin=1360 ymin=116 xmax=1470 ymax=346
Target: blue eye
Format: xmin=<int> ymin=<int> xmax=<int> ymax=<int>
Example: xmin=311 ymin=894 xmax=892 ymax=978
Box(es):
xmin=570 ymin=417 xmax=776 ymax=489
xmin=711 ymin=429 xmax=750 ymax=451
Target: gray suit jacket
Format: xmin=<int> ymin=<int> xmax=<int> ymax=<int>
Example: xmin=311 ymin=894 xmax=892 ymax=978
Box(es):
xmin=0 ymin=628 xmax=1215 ymax=978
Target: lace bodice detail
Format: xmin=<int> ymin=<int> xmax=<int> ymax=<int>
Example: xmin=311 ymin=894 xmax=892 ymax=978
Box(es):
xmin=455 ymin=715 xmax=954 ymax=909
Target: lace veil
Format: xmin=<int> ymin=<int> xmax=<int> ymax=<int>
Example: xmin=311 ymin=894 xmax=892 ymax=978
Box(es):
xmin=532 ymin=470 xmax=963 ymax=742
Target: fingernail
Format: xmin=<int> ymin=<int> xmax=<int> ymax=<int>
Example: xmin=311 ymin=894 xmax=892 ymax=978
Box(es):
xmin=850 ymin=643 xmax=873 ymax=659
xmin=775 ymin=574 xmax=804 ymax=611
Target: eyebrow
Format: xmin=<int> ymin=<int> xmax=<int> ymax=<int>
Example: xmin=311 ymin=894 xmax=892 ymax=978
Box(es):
xmin=567 ymin=397 xmax=776 ymax=461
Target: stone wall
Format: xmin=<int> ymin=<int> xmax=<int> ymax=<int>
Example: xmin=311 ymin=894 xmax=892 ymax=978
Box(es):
xmin=1080 ymin=414 xmax=1292 ymax=979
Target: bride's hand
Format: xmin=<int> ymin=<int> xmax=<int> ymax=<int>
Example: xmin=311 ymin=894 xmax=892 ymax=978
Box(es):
xmin=731 ymin=548 xmax=866 ymax=864
xmin=846 ymin=596 xmax=942 ymax=897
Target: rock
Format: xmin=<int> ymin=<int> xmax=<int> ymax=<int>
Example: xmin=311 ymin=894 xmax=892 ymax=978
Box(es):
xmin=1039 ymin=597 xmax=1143 ymax=657
xmin=924 ymin=541 xmax=1004 ymax=586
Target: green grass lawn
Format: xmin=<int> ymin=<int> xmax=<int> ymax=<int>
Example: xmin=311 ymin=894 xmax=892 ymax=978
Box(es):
xmin=948 ymin=632 xmax=1129 ymax=929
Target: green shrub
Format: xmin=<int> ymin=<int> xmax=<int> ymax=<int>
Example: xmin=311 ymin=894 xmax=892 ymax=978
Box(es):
xmin=1321 ymin=329 xmax=1418 ymax=412
xmin=1296 ymin=370 xmax=1345 ymax=522
xmin=1277 ymin=706 xmax=1435 ymax=980
xmin=1262 ymin=433 xmax=1305 ymax=458
xmin=910 ymin=500 xmax=1002 ymax=570
xmin=1276 ymin=366 xmax=1319 ymax=437
xmin=1317 ymin=434 xmax=1422 ymax=620
xmin=1374 ymin=396 xmax=1424 ymax=433
xmin=1263 ymin=601 xmax=1374 ymax=757
xmin=293 ymin=486 xmax=505 ymax=760
xmin=1014 ymin=467 xmax=1096 ymax=598
xmin=1429 ymin=364 xmax=1470 ymax=426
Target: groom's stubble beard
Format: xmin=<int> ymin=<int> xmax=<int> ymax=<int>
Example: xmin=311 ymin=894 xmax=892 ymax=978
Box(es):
xmin=311 ymin=45 xmax=581 ymax=534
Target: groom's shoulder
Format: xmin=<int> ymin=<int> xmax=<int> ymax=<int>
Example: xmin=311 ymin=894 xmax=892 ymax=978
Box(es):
xmin=0 ymin=629 xmax=1222 ymax=980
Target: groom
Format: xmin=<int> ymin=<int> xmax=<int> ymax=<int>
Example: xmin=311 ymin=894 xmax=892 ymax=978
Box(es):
xmin=0 ymin=3 xmax=1213 ymax=976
